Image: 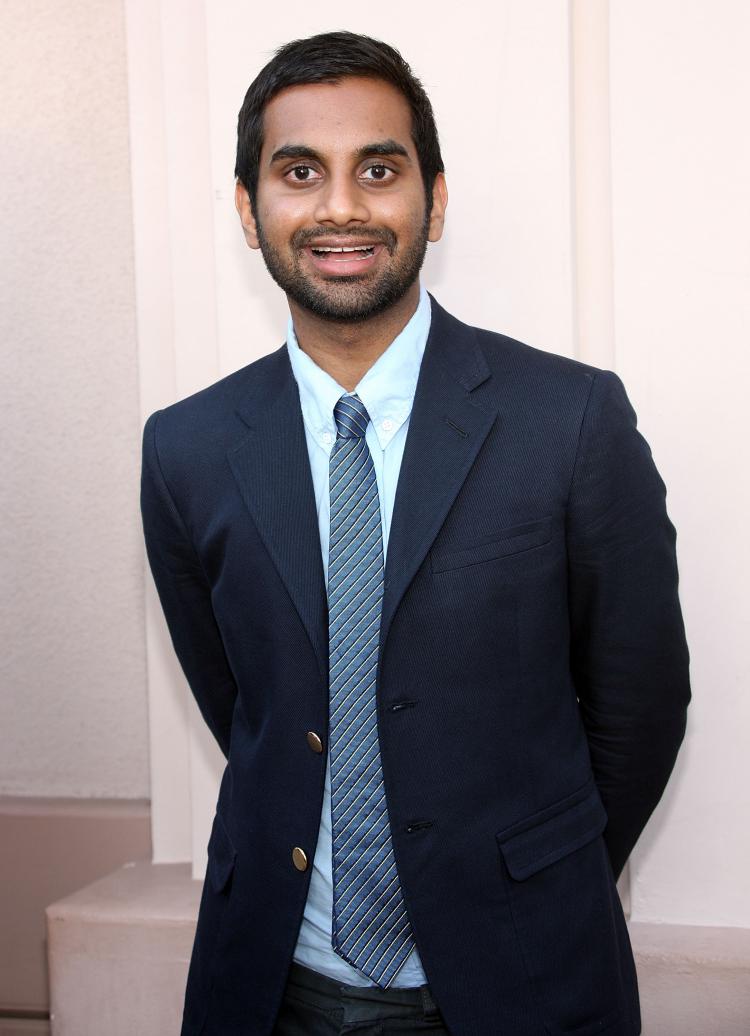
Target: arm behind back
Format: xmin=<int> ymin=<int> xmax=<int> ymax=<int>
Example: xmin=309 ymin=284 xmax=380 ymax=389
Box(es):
xmin=566 ymin=371 xmax=691 ymax=879
xmin=140 ymin=410 xmax=238 ymax=759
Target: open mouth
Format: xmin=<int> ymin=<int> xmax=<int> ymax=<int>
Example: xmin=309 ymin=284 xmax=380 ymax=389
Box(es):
xmin=309 ymin=245 xmax=377 ymax=260
xmin=304 ymin=242 xmax=384 ymax=275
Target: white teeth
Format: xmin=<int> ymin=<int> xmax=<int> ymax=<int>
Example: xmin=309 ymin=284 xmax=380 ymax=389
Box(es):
xmin=312 ymin=245 xmax=373 ymax=252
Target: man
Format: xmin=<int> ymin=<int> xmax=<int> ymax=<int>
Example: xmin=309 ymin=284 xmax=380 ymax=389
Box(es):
xmin=141 ymin=31 xmax=690 ymax=1036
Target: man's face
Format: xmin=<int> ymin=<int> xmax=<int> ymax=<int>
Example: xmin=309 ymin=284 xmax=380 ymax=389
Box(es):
xmin=236 ymin=76 xmax=447 ymax=323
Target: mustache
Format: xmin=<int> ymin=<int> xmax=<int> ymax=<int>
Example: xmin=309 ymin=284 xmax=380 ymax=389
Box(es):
xmin=292 ymin=226 xmax=397 ymax=251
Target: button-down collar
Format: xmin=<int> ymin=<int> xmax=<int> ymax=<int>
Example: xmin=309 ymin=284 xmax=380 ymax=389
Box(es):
xmin=286 ymin=284 xmax=431 ymax=454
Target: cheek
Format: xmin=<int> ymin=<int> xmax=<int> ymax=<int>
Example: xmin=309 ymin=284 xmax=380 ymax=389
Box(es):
xmin=391 ymin=192 xmax=426 ymax=231
xmin=383 ymin=192 xmax=428 ymax=235
xmin=257 ymin=193 xmax=310 ymax=238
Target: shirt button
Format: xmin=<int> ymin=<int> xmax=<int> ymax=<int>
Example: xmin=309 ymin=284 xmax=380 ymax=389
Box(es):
xmin=381 ymin=418 xmax=394 ymax=432
xmin=323 ymin=432 xmax=334 ymax=445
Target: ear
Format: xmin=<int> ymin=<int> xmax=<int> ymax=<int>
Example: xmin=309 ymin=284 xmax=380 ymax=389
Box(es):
xmin=427 ymin=173 xmax=448 ymax=243
xmin=235 ymin=180 xmax=260 ymax=250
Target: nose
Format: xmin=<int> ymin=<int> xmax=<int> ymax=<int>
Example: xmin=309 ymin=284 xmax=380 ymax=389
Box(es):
xmin=313 ymin=172 xmax=370 ymax=226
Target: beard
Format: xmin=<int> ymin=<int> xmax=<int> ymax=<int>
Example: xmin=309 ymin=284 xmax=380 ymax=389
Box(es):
xmin=254 ymin=208 xmax=430 ymax=323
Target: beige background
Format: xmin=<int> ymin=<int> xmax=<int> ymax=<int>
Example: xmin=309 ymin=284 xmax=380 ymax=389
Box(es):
xmin=609 ymin=0 xmax=750 ymax=926
xmin=2 ymin=0 xmax=748 ymax=952
xmin=1 ymin=0 xmax=148 ymax=799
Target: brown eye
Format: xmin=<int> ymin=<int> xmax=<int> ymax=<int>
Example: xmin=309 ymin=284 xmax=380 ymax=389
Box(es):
xmin=283 ymin=164 xmax=321 ymax=184
xmin=361 ymin=164 xmax=394 ymax=183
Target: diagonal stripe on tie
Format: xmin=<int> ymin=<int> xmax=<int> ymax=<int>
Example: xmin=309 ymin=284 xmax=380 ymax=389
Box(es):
xmin=327 ymin=392 xmax=415 ymax=988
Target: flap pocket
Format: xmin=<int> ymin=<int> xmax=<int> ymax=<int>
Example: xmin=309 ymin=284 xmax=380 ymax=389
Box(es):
xmin=496 ymin=780 xmax=607 ymax=881
xmin=431 ymin=517 xmax=552 ymax=573
xmin=207 ymin=812 xmax=237 ymax=893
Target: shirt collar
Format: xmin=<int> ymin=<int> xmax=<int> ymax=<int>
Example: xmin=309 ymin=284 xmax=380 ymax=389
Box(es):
xmin=286 ymin=283 xmax=431 ymax=453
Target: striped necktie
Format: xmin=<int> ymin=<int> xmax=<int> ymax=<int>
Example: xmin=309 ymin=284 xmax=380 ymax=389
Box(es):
xmin=327 ymin=393 xmax=415 ymax=987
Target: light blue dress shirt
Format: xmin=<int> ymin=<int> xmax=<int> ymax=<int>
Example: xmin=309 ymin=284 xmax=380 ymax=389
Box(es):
xmin=286 ymin=284 xmax=431 ymax=988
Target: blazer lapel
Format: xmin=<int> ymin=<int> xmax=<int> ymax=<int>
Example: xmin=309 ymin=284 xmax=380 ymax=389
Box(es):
xmin=225 ymin=298 xmax=497 ymax=685
xmin=381 ymin=297 xmax=498 ymax=648
xmin=227 ymin=347 xmax=328 ymax=682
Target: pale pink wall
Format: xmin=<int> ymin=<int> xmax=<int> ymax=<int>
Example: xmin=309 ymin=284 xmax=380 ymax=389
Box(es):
xmin=149 ymin=1 xmax=750 ymax=928
xmin=22 ymin=0 xmax=740 ymax=930
xmin=0 ymin=0 xmax=149 ymax=798
xmin=610 ymin=0 xmax=750 ymax=927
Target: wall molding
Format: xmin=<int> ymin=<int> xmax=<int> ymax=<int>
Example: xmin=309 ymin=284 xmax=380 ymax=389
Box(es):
xmin=570 ymin=0 xmax=616 ymax=369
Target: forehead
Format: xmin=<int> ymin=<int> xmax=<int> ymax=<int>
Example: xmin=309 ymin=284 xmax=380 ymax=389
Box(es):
xmin=260 ymin=77 xmax=414 ymax=160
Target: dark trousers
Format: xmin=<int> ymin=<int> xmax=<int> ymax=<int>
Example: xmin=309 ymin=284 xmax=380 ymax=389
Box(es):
xmin=273 ymin=962 xmax=451 ymax=1035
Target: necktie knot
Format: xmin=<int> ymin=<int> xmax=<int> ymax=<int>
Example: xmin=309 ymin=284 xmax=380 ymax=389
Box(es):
xmin=334 ymin=394 xmax=370 ymax=440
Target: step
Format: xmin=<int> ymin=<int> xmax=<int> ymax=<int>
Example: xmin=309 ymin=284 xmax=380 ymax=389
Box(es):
xmin=46 ymin=863 xmax=750 ymax=1035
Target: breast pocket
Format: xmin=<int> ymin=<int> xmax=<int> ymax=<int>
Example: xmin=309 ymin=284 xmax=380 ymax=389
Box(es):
xmin=431 ymin=517 xmax=552 ymax=573
xmin=496 ymin=779 xmax=629 ymax=1035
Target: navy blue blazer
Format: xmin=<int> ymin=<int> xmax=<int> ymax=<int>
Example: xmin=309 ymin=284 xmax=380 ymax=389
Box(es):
xmin=141 ymin=296 xmax=690 ymax=1036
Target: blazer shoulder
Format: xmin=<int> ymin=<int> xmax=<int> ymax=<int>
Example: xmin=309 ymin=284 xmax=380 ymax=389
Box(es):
xmin=428 ymin=295 xmax=603 ymax=396
xmin=475 ymin=326 xmax=620 ymax=434
xmin=475 ymin=324 xmax=602 ymax=386
xmin=143 ymin=344 xmax=288 ymax=450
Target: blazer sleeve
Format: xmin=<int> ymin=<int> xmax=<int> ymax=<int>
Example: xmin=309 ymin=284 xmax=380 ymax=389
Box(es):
xmin=566 ymin=370 xmax=691 ymax=879
xmin=140 ymin=410 xmax=238 ymax=759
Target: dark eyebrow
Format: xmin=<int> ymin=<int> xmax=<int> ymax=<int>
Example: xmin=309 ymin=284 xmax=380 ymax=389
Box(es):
xmin=268 ymin=139 xmax=411 ymax=166
xmin=269 ymin=144 xmax=323 ymax=165
xmin=355 ymin=139 xmax=411 ymax=162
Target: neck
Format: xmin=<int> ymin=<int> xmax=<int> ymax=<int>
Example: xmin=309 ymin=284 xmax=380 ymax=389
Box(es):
xmin=289 ymin=283 xmax=421 ymax=392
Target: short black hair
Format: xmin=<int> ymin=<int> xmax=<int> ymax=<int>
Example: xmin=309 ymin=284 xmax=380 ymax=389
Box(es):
xmin=235 ymin=30 xmax=444 ymax=210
